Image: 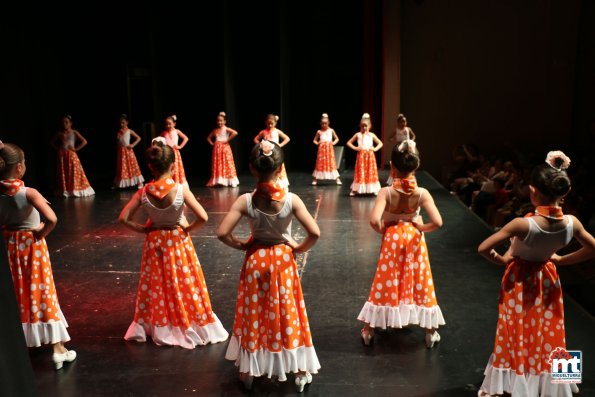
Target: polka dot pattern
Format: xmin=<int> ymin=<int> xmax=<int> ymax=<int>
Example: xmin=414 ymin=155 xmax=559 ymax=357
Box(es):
xmin=313 ymin=141 xmax=339 ymax=180
xmin=207 ymin=141 xmax=238 ymax=187
xmin=4 ymin=231 xmax=65 ymax=325
xmin=56 ymin=149 xmax=94 ymax=196
xmin=0 ymin=179 xmax=24 ymax=196
xmin=130 ymin=228 xmax=218 ymax=330
xmin=171 ymin=149 xmax=187 ymax=185
xmin=231 ymin=244 xmax=313 ymax=353
xmin=115 ymin=146 xmax=144 ymax=188
xmin=488 ymin=259 xmax=566 ymax=376
xmin=350 ymin=149 xmax=381 ymax=194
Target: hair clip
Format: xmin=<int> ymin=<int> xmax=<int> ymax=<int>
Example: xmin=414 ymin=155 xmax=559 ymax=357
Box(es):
xmin=322 ymin=113 xmax=329 ymax=119
xmin=398 ymin=139 xmax=416 ymax=153
xmin=170 ymin=114 xmax=177 ymax=121
xmin=362 ymin=113 xmax=371 ymax=119
xmin=219 ymin=111 xmax=226 ymax=117
xmin=152 ymin=137 xmax=167 ymax=145
xmin=274 ymin=115 xmax=279 ymax=122
xmin=545 ymin=150 xmax=571 ymax=171
xmin=260 ymin=140 xmax=275 ymax=156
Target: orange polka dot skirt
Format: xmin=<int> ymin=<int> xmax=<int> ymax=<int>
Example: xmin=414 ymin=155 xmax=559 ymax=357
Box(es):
xmin=4 ymin=231 xmax=71 ymax=347
xmin=478 ymin=259 xmax=579 ymax=396
xmin=56 ymin=149 xmax=95 ymax=197
xmin=358 ymin=222 xmax=445 ymax=329
xmin=172 ymin=148 xmax=187 ymax=186
xmin=124 ymin=228 xmax=229 ymax=348
xmin=312 ymin=141 xmax=339 ymax=180
xmin=115 ymin=146 xmax=145 ymax=188
xmin=350 ymin=150 xmax=381 ymax=194
xmin=225 ymin=244 xmax=320 ymax=381
xmin=207 ymin=141 xmax=239 ymax=187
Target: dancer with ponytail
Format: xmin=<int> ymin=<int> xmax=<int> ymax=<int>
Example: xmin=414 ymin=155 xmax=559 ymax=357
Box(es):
xmin=160 ymin=114 xmax=189 ymax=187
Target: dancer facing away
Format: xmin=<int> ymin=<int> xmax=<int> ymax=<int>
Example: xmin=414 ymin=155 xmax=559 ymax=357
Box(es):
xmin=206 ymin=111 xmax=239 ymax=187
xmin=0 ymin=141 xmax=77 ymax=370
xmin=358 ymin=140 xmax=445 ymax=347
xmin=253 ymin=113 xmax=290 ymax=189
xmin=387 ymin=113 xmax=416 ymax=185
xmin=312 ymin=113 xmax=342 ymax=186
xmin=113 ymin=114 xmax=144 ymax=189
xmin=477 ymin=150 xmax=595 ymax=397
xmin=160 ymin=114 xmax=189 ymax=187
xmin=119 ymin=138 xmax=228 ymax=348
xmin=50 ymin=115 xmax=95 ymax=197
xmin=217 ymin=140 xmax=321 ymax=392
xmin=346 ymin=113 xmax=383 ymax=196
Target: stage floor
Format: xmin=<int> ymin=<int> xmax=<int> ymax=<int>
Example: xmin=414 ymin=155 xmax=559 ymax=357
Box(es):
xmin=24 ymin=171 xmax=595 ymax=396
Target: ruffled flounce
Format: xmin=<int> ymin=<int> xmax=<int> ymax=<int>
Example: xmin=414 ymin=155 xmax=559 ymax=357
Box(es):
xmin=117 ymin=175 xmax=145 ymax=188
xmin=357 ymin=301 xmax=445 ymax=329
xmin=207 ymin=176 xmax=239 ymax=187
xmin=479 ymin=359 xmax=579 ymax=397
xmin=62 ymin=186 xmax=95 ymax=197
xmin=124 ymin=314 xmax=229 ymax=349
xmin=22 ymin=309 xmax=71 ymax=347
xmin=225 ymin=335 xmax=320 ymax=381
xmin=350 ymin=182 xmax=381 ymax=195
xmin=312 ymin=170 xmax=340 ymax=180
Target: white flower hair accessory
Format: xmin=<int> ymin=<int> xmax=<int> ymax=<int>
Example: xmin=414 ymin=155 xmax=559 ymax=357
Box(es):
xmin=170 ymin=114 xmax=177 ymax=121
xmin=398 ymin=139 xmax=417 ymax=154
xmin=545 ymin=150 xmax=571 ymax=171
xmin=260 ymin=140 xmax=275 ymax=156
xmin=362 ymin=113 xmax=371 ymax=119
xmin=219 ymin=111 xmax=226 ymax=117
xmin=152 ymin=137 xmax=167 ymax=145
xmin=274 ymin=115 xmax=279 ymax=122
xmin=321 ymin=113 xmax=329 ymax=119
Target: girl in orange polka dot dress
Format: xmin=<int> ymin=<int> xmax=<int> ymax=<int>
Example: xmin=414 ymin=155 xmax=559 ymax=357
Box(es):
xmin=217 ymin=140 xmax=321 ymax=392
xmin=312 ymin=113 xmax=342 ymax=186
xmin=0 ymin=141 xmax=76 ymax=370
xmin=119 ymin=139 xmax=228 ymax=348
xmin=50 ymin=115 xmax=95 ymax=197
xmin=253 ymin=114 xmax=291 ymax=190
xmin=114 ymin=114 xmax=144 ymax=189
xmin=206 ymin=111 xmax=239 ymax=187
xmin=358 ymin=140 xmax=445 ymax=348
xmin=160 ymin=114 xmax=189 ymax=187
xmin=346 ymin=113 xmax=383 ymax=196
xmin=477 ymin=151 xmax=594 ymax=397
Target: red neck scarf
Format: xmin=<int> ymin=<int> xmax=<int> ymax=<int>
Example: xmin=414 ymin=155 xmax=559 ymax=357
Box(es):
xmin=145 ymin=178 xmax=176 ymax=199
xmin=256 ymin=181 xmax=286 ymax=201
xmin=0 ymin=179 xmax=24 ymax=196
xmin=392 ymin=176 xmax=417 ymax=194
xmin=535 ymin=205 xmax=564 ymax=220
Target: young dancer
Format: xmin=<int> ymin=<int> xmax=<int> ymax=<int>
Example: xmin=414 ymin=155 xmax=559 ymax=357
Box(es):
xmin=253 ymin=114 xmax=290 ymax=189
xmin=50 ymin=115 xmax=95 ymax=197
xmin=160 ymin=114 xmax=189 ymax=187
xmin=114 ymin=114 xmax=144 ymax=189
xmin=358 ymin=140 xmax=445 ymax=347
xmin=312 ymin=113 xmax=341 ymax=185
xmin=346 ymin=113 xmax=383 ymax=196
xmin=0 ymin=141 xmax=76 ymax=370
xmin=387 ymin=114 xmax=416 ymax=185
xmin=119 ymin=138 xmax=228 ymax=348
xmin=217 ymin=140 xmax=321 ymax=392
xmin=206 ymin=111 xmax=239 ymax=187
xmin=477 ymin=151 xmax=594 ymax=397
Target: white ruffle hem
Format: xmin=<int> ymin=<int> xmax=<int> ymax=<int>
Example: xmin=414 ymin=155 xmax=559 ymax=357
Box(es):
xmin=225 ymin=335 xmax=321 ymax=381
xmin=62 ymin=187 xmax=95 ymax=197
xmin=350 ymin=182 xmax=381 ymax=195
xmin=124 ymin=315 xmax=229 ymax=349
xmin=357 ymin=301 xmax=445 ymax=329
xmin=22 ymin=309 xmax=71 ymax=347
xmin=479 ymin=357 xmax=579 ymax=397
xmin=117 ymin=175 xmax=145 ymax=188
xmin=207 ymin=176 xmax=239 ymax=187
xmin=312 ymin=170 xmax=340 ymax=180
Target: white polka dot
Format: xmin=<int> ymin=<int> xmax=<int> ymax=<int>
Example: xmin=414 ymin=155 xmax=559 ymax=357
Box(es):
xmin=515 ymin=305 xmax=523 ymax=314
xmin=269 ymin=312 xmax=275 ymax=320
xmin=375 ymin=292 xmax=381 ymax=299
xmin=376 ymin=283 xmax=383 ymax=290
xmin=415 ymin=283 xmax=422 ymax=291
xmin=286 ymin=327 xmax=293 ymax=335
xmin=253 ymin=321 xmax=259 ymax=329
xmin=508 ymin=299 xmax=515 ymax=308
xmin=251 ymin=294 xmax=258 ymax=303
xmin=276 ymin=332 xmax=281 ymax=340
xmin=283 ymin=253 xmax=290 ymax=262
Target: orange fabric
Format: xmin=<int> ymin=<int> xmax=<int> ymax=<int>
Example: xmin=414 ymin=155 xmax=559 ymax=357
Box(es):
xmin=56 ymin=149 xmax=93 ymax=194
xmin=207 ymin=141 xmax=237 ymax=186
xmin=256 ymin=181 xmax=286 ymax=201
xmin=0 ymin=179 xmax=24 ymax=196
xmin=535 ymin=206 xmax=564 ymax=220
xmin=353 ymin=150 xmax=379 ymax=185
xmin=278 ymin=163 xmax=289 ymax=186
xmin=130 ymin=227 xmax=219 ymax=329
xmin=392 ymin=176 xmax=417 ymax=194
xmin=115 ymin=147 xmax=143 ymax=186
xmin=4 ymin=231 xmax=64 ymax=324
xmin=366 ymin=223 xmax=438 ymax=308
xmin=314 ymin=142 xmax=338 ymax=175
xmin=230 ymin=243 xmax=314 ymax=352
xmin=490 ymin=258 xmax=566 ymax=376
xmin=172 ymin=148 xmax=187 ymax=185
xmin=145 ymin=178 xmax=176 ymax=199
